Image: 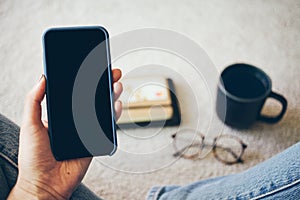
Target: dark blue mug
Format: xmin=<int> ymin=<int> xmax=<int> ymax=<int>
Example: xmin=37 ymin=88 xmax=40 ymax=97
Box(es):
xmin=216 ymin=63 xmax=287 ymax=129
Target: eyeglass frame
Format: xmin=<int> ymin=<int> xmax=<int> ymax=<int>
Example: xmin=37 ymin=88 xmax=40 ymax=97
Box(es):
xmin=171 ymin=130 xmax=248 ymax=165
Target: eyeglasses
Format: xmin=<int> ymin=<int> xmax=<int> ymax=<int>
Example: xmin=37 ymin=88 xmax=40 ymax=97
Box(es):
xmin=171 ymin=129 xmax=247 ymax=165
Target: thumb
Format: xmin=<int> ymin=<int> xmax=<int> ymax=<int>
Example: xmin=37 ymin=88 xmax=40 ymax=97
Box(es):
xmin=22 ymin=75 xmax=46 ymax=127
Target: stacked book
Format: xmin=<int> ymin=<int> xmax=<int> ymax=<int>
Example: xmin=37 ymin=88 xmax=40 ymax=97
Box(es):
xmin=117 ymin=76 xmax=181 ymax=129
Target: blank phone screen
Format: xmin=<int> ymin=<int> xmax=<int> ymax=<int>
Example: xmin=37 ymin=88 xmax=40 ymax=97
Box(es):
xmin=43 ymin=27 xmax=116 ymax=160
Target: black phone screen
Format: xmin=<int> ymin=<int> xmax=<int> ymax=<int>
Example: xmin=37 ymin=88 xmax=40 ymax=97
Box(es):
xmin=43 ymin=27 xmax=117 ymax=160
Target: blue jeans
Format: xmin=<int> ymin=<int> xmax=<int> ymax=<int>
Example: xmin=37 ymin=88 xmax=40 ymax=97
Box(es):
xmin=0 ymin=113 xmax=299 ymax=200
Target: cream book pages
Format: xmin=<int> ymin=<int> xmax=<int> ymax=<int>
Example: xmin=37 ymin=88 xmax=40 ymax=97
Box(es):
xmin=118 ymin=106 xmax=173 ymax=124
xmin=119 ymin=76 xmax=172 ymax=109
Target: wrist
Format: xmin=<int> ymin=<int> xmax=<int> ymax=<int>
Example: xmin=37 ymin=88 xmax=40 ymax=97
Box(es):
xmin=8 ymin=178 xmax=67 ymax=200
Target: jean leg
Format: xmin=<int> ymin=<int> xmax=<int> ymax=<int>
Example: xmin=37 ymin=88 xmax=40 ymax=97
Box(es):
xmin=147 ymin=142 xmax=300 ymax=200
xmin=0 ymin=114 xmax=19 ymax=199
xmin=70 ymin=184 xmax=103 ymax=200
xmin=0 ymin=157 xmax=11 ymax=199
xmin=0 ymin=114 xmax=20 ymax=167
xmin=0 ymin=156 xmax=18 ymax=199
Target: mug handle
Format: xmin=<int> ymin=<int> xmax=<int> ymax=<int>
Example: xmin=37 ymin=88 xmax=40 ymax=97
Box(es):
xmin=258 ymin=91 xmax=287 ymax=123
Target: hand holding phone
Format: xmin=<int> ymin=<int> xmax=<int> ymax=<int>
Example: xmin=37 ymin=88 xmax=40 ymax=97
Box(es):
xmin=9 ymin=69 xmax=122 ymax=199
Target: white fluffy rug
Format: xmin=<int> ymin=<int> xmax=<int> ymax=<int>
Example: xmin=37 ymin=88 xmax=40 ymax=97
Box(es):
xmin=1 ymin=1 xmax=299 ymax=199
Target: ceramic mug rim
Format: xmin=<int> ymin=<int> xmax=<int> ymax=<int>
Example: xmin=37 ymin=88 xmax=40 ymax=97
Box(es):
xmin=218 ymin=63 xmax=272 ymax=103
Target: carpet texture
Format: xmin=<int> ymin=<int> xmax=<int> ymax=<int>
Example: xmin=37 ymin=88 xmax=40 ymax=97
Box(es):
xmin=0 ymin=1 xmax=299 ymax=199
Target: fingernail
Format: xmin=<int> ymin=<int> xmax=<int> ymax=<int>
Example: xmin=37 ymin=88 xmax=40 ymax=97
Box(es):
xmin=39 ymin=74 xmax=44 ymax=82
xmin=116 ymin=100 xmax=122 ymax=108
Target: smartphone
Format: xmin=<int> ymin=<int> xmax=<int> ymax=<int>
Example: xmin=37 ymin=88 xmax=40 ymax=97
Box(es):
xmin=43 ymin=26 xmax=117 ymax=160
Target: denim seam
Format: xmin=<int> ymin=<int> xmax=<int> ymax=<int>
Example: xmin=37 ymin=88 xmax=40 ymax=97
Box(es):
xmin=0 ymin=152 xmax=18 ymax=168
xmin=251 ymin=178 xmax=300 ymax=200
xmin=149 ymin=186 xmax=164 ymax=200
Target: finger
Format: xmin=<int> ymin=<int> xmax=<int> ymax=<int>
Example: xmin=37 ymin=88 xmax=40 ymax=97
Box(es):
xmin=42 ymin=120 xmax=48 ymax=129
xmin=114 ymin=100 xmax=122 ymax=120
xmin=23 ymin=75 xmax=46 ymax=127
xmin=113 ymin=82 xmax=123 ymax=101
xmin=112 ymin=69 xmax=122 ymax=82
